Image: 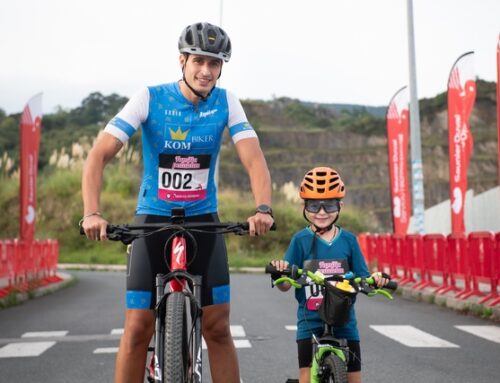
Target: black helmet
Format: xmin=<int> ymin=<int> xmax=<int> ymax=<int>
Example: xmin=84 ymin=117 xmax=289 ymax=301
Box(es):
xmin=178 ymin=22 xmax=232 ymax=62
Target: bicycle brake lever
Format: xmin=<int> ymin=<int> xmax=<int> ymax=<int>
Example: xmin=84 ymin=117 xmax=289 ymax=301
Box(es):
xmin=369 ymin=288 xmax=393 ymax=299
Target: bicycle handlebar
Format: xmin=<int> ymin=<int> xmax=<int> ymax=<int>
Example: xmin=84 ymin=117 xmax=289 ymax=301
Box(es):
xmin=265 ymin=264 xmax=398 ymax=298
xmin=80 ymin=221 xmax=277 ymax=244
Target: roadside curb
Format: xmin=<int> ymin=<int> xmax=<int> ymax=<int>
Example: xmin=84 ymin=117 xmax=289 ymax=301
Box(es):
xmin=58 ymin=263 xmax=126 ymax=271
xmin=398 ymin=284 xmax=500 ymax=323
xmin=0 ymin=271 xmax=75 ymax=309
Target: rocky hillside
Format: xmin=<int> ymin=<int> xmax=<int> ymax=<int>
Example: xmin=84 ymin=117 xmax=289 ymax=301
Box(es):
xmin=219 ymin=80 xmax=498 ymax=231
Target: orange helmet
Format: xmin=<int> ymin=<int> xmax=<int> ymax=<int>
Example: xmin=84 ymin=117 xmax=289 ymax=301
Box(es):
xmin=299 ymin=167 xmax=346 ymax=200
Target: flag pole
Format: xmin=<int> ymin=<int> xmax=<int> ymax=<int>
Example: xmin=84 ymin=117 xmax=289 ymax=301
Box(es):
xmin=407 ymin=0 xmax=425 ymax=234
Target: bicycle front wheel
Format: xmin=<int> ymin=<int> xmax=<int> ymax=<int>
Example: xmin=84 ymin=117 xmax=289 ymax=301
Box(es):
xmin=163 ymin=292 xmax=193 ymax=383
xmin=322 ymin=353 xmax=348 ymax=383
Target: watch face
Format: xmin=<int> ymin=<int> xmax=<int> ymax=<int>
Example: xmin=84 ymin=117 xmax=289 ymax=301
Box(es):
xmin=256 ymin=204 xmax=272 ymax=214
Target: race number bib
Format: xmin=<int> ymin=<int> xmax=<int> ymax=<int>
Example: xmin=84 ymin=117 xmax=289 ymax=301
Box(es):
xmin=303 ymin=259 xmax=349 ymax=311
xmin=158 ymin=154 xmax=211 ymax=202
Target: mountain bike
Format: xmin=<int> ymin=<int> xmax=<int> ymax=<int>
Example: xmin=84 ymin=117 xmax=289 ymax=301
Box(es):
xmin=265 ymin=264 xmax=397 ymax=383
xmin=81 ymin=208 xmax=273 ymax=382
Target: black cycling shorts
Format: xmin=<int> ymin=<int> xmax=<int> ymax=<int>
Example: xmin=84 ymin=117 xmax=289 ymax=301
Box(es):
xmin=126 ymin=213 xmax=230 ymax=309
xmin=297 ymin=338 xmax=361 ymax=372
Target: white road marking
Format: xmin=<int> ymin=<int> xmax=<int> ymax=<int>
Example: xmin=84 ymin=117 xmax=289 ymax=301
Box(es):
xmin=230 ymin=325 xmax=246 ymax=338
xmin=455 ymin=325 xmax=500 ymax=344
xmin=370 ymin=325 xmax=460 ymax=348
xmin=285 ymin=325 xmax=297 ymax=331
xmin=201 ymin=337 xmax=252 ymax=350
xmin=233 ymin=339 xmax=252 ymax=348
xmin=93 ymin=347 xmax=120 ymax=354
xmin=108 ymin=326 xmax=244 ymax=337
xmin=0 ymin=341 xmax=56 ymax=358
xmin=22 ymin=331 xmax=68 ymax=338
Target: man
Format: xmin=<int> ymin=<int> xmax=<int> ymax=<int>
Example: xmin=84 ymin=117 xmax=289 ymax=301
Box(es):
xmin=81 ymin=22 xmax=274 ymax=383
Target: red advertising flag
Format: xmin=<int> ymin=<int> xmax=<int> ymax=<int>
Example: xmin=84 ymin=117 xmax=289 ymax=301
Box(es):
xmin=497 ymin=34 xmax=500 ymax=191
xmin=447 ymin=52 xmax=476 ymax=234
xmin=19 ymin=93 xmax=43 ymax=242
xmin=386 ymin=86 xmax=411 ymax=235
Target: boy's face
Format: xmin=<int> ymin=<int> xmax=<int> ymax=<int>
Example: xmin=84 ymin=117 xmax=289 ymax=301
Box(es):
xmin=303 ymin=199 xmax=343 ymax=229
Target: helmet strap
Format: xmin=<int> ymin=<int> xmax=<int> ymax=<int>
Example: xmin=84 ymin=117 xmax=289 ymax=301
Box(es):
xmin=182 ymin=74 xmax=210 ymax=102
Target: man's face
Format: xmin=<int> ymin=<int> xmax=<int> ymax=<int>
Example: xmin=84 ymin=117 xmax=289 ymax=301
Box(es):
xmin=180 ymin=54 xmax=222 ymax=97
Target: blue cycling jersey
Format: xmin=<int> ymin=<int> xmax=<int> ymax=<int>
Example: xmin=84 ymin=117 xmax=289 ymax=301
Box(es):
xmin=104 ymin=82 xmax=257 ymax=216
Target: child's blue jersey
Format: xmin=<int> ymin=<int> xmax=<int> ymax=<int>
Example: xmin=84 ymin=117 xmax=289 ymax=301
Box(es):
xmin=104 ymin=82 xmax=257 ymax=216
xmin=284 ymin=226 xmax=370 ymax=341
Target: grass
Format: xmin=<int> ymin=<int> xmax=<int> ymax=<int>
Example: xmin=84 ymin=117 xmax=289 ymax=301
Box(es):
xmin=0 ymin=163 xmax=369 ymax=266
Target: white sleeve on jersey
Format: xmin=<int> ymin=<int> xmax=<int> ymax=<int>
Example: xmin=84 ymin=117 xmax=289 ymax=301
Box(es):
xmin=226 ymin=90 xmax=258 ymax=144
xmin=103 ymin=88 xmax=150 ymax=143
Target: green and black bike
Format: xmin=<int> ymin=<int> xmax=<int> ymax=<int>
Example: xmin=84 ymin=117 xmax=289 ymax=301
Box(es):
xmin=265 ymin=265 xmax=397 ymax=383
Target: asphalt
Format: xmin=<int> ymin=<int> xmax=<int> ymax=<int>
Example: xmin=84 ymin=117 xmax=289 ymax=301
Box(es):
xmin=1 ymin=264 xmax=499 ymax=323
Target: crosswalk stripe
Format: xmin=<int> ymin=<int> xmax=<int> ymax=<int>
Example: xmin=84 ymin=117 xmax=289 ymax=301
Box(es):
xmin=0 ymin=341 xmax=56 ymax=358
xmin=370 ymin=325 xmax=460 ymax=348
xmin=230 ymin=325 xmax=246 ymax=338
xmin=201 ymin=338 xmax=252 ymax=350
xmin=22 ymin=331 xmax=68 ymax=338
xmin=94 ymin=347 xmax=120 ymax=354
xmin=233 ymin=339 xmax=252 ymax=348
xmin=107 ymin=326 xmax=245 ymax=337
xmin=455 ymin=325 xmax=500 ymax=344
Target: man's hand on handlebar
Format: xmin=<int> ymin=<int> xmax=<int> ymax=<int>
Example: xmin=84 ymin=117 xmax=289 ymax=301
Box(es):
xmin=81 ymin=215 xmax=109 ymax=241
xmin=247 ymin=212 xmax=274 ymax=236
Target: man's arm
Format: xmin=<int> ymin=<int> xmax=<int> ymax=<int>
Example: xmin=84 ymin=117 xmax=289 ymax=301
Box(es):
xmin=81 ymin=132 xmax=123 ymax=240
xmin=234 ymin=137 xmax=274 ymax=236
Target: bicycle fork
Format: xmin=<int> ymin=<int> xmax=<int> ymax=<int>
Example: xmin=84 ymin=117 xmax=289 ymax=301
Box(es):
xmin=151 ymin=236 xmax=204 ymax=382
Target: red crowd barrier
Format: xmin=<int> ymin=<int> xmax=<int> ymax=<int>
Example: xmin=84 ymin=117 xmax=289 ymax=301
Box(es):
xmin=358 ymin=231 xmax=500 ymax=307
xmin=0 ymin=239 xmax=60 ymax=298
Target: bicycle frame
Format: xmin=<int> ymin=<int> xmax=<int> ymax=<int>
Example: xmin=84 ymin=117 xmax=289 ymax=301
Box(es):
xmin=152 ymin=228 xmax=203 ymax=383
xmin=310 ymin=326 xmax=349 ymax=382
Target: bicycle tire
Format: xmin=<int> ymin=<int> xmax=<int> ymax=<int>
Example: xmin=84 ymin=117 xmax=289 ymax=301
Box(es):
xmin=321 ymin=353 xmax=348 ymax=383
xmin=163 ymin=292 xmax=193 ymax=383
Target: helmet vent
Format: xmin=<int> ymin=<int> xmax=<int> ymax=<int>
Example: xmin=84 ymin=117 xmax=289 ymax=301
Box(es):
xmin=207 ymin=29 xmax=217 ymax=45
xmin=185 ymin=30 xmax=193 ymax=45
xmin=317 ymin=188 xmax=325 ymax=193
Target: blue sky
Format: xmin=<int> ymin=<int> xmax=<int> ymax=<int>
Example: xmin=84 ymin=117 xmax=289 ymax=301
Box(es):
xmin=1 ymin=0 xmax=498 ymax=115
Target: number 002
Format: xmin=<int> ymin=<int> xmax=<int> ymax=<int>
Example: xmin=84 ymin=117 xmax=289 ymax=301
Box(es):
xmin=162 ymin=172 xmax=192 ymax=189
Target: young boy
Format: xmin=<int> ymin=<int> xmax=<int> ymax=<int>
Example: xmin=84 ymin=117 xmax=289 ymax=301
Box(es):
xmin=271 ymin=166 xmax=388 ymax=383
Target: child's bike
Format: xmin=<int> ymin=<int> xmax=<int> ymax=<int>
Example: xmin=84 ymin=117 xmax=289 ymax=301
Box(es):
xmin=265 ymin=264 xmax=397 ymax=383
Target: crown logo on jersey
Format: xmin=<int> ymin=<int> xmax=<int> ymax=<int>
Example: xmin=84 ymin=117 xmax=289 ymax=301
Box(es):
xmin=169 ymin=127 xmax=189 ymax=141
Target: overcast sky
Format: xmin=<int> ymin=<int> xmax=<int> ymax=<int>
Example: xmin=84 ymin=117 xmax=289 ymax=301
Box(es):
xmin=1 ymin=0 xmax=498 ymax=115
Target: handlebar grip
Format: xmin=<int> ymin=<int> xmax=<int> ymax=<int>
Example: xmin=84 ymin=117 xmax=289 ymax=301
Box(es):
xmin=79 ymin=224 xmax=116 ymax=236
xmin=265 ymin=264 xmax=281 ymax=276
xmin=270 ymin=222 xmax=277 ymax=231
xmin=386 ymin=280 xmax=398 ymax=291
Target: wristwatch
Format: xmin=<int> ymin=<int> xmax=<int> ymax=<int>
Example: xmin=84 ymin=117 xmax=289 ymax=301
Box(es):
xmin=255 ymin=204 xmax=273 ymax=217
